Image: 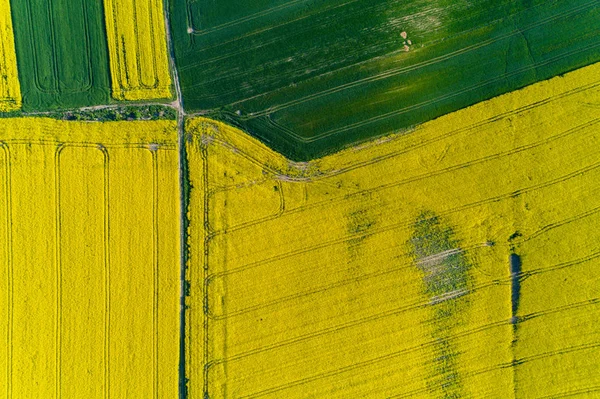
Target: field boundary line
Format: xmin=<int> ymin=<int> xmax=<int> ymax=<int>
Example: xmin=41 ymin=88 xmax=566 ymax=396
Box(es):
xmin=211 ymin=88 xmax=600 ymax=234
xmin=190 ymin=74 xmax=600 ymax=237
xmin=160 ymin=0 xmax=188 ymax=395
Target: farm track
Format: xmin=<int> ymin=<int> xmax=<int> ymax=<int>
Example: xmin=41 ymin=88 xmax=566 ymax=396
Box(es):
xmin=160 ymin=1 xmax=188 ymax=399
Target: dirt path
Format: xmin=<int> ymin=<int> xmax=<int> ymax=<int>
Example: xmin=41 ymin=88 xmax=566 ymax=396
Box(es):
xmin=161 ymin=3 xmax=188 ymax=399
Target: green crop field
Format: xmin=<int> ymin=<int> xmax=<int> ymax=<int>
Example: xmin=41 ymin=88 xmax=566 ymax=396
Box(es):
xmin=10 ymin=0 xmax=111 ymax=110
xmin=169 ymin=0 xmax=600 ymax=160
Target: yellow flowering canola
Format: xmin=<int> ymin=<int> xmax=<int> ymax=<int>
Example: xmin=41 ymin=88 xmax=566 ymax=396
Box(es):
xmin=103 ymin=0 xmax=172 ymax=101
xmin=0 ymin=118 xmax=180 ymax=398
xmin=0 ymin=0 xmax=21 ymax=112
xmin=186 ymin=62 xmax=600 ymax=398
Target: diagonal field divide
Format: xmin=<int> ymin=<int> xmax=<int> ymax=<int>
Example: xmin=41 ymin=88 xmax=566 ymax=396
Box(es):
xmin=0 ymin=0 xmax=21 ymax=112
xmin=103 ymin=0 xmax=173 ymax=101
xmin=170 ymin=0 xmax=600 ymax=160
xmin=0 ymin=118 xmax=180 ymax=398
xmin=184 ymin=61 xmax=600 ymax=398
xmin=10 ymin=0 xmax=111 ymax=110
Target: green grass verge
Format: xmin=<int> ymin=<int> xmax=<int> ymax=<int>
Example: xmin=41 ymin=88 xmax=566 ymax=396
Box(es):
xmin=0 ymin=105 xmax=176 ymax=121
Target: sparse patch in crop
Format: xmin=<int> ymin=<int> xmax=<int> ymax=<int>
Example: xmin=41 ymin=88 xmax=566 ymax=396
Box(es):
xmin=410 ymin=210 xmax=471 ymax=399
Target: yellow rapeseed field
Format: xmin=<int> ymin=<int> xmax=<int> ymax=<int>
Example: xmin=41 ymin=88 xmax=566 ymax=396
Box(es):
xmin=0 ymin=0 xmax=21 ymax=112
xmin=0 ymin=118 xmax=180 ymax=398
xmin=103 ymin=0 xmax=172 ymax=101
xmin=186 ymin=61 xmax=600 ymax=398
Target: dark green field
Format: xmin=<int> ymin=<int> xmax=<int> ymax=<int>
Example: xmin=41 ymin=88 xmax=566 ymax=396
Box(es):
xmin=169 ymin=0 xmax=600 ymax=160
xmin=10 ymin=0 xmax=111 ymax=110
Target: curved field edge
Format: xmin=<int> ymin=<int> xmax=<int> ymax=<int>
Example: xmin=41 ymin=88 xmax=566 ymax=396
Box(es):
xmin=186 ymin=60 xmax=600 ymax=168
xmin=171 ymin=0 xmax=600 ymax=161
xmin=0 ymin=0 xmax=21 ymax=112
xmin=184 ymin=60 xmax=600 ymax=398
